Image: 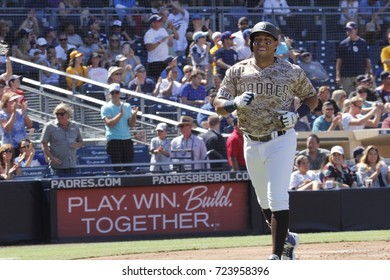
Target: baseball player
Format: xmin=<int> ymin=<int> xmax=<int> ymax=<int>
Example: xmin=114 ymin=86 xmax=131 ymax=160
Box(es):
xmin=214 ymin=21 xmax=318 ymax=260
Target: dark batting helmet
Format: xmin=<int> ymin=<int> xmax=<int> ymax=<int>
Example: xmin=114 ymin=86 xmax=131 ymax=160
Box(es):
xmin=249 ymin=21 xmax=280 ymax=51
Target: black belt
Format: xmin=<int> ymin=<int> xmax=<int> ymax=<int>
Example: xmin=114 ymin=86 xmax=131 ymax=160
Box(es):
xmin=246 ymin=131 xmax=286 ymax=142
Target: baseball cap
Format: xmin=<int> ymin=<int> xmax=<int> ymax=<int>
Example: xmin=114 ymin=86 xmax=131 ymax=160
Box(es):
xmin=91 ymin=52 xmax=101 ymax=58
xmin=165 ymin=55 xmax=177 ymax=64
xmin=242 ymin=28 xmax=252 ymax=39
xmin=155 ymin=122 xmax=168 ymax=131
xmin=192 ymin=14 xmax=202 ymax=20
xmin=330 ymin=145 xmax=344 ymax=155
xmin=44 ymin=26 xmax=56 ymax=34
xmin=134 ymin=64 xmax=146 ymax=73
xmin=108 ymin=83 xmax=121 ymax=93
xmin=250 ymin=21 xmax=280 ymax=41
xmin=22 ymin=27 xmax=33 ymax=33
xmin=300 ymin=51 xmax=311 ymax=57
xmin=212 ymin=31 xmax=222 ymax=41
xmin=9 ymin=94 xmax=23 ymax=102
xmin=6 ymin=74 xmax=22 ymax=86
xmin=345 ymin=21 xmax=358 ymax=30
xmin=353 ymin=146 xmax=365 ymax=159
xmin=221 ymin=31 xmax=235 ymax=41
xmin=112 ymin=20 xmax=122 ymax=27
xmin=149 ymin=14 xmax=163 ymax=23
xmin=115 ymin=54 xmax=127 ymax=63
xmin=238 ymin=17 xmax=249 ymax=24
xmin=36 ymin=37 xmax=47 ymax=46
xmin=380 ymin=70 xmax=390 ymax=80
xmin=356 ymin=74 xmax=370 ymax=83
xmin=193 ymin=31 xmax=208 ymax=42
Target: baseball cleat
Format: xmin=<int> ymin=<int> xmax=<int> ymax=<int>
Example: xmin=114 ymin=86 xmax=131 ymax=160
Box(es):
xmin=281 ymin=232 xmax=300 ymax=260
xmin=267 ymin=254 xmax=280 ymax=260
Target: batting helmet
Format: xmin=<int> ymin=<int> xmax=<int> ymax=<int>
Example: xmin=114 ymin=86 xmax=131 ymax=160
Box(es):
xmin=249 ymin=21 xmax=280 ymax=51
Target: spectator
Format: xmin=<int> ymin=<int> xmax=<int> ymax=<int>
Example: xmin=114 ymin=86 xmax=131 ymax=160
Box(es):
xmin=349 ymin=85 xmax=377 ymax=113
xmin=341 ymin=96 xmax=381 ymax=130
xmin=349 ymin=145 xmax=365 ymax=185
xmin=63 ymin=22 xmax=83 ymax=47
xmin=331 ymin=89 xmax=348 ymax=113
xmin=87 ymin=18 xmax=108 ymax=47
xmin=7 ymin=74 xmax=27 ymax=103
xmin=199 ymin=114 xmax=228 ymax=171
xmin=0 ymin=143 xmax=21 ymax=179
xmin=38 ymin=46 xmax=61 ymax=87
xmin=58 ymin=0 xmax=89 ymax=29
xmin=119 ymin=42 xmax=142 ymax=83
xmin=312 ymin=101 xmax=343 ymax=132
xmin=298 ymin=51 xmax=329 ymax=88
xmin=0 ymin=93 xmax=33 ymax=156
xmin=154 ymin=65 xmax=181 ymax=101
xmin=78 ymin=31 xmax=100 ymax=64
xmin=44 ymin=26 xmax=58 ymax=48
xmin=159 ymin=55 xmax=184 ymax=82
xmin=106 ymin=66 xmax=124 ymax=100
xmin=289 ymin=155 xmax=322 ymax=191
xmin=312 ymin=86 xmax=334 ymax=117
xmin=15 ymin=138 xmax=47 ymax=167
xmin=225 ymin=118 xmax=246 ymax=171
xmin=181 ymin=65 xmax=193 ymax=84
xmin=321 ymin=145 xmax=356 ymax=188
xmin=87 ymin=51 xmax=108 ymax=84
xmin=354 ymin=74 xmax=376 ymax=97
xmin=110 ymin=19 xmax=133 ymax=45
xmin=106 ymin=34 xmax=122 ymax=66
xmin=232 ymin=17 xmax=250 ymax=51
xmin=374 ymin=70 xmax=390 ymax=104
xmin=127 ymin=64 xmax=156 ymax=96
xmin=0 ymin=50 xmax=13 ymax=99
xmin=275 ymin=31 xmax=297 ymax=63
xmin=14 ymin=9 xmax=40 ymax=40
xmin=55 ymin=33 xmax=76 ymax=71
xmin=113 ymin=0 xmax=137 ymax=25
xmin=100 ymin=83 xmax=138 ymax=172
xmin=144 ymin=14 xmax=173 ymax=82
xmin=159 ymin=7 xmax=178 ymax=58
xmin=340 ymin=0 xmax=359 ymax=26
xmin=149 ymin=122 xmax=171 ymax=173
xmin=170 ymin=116 xmax=208 ymax=171
xmin=356 ymin=145 xmax=389 ymax=187
xmin=215 ymin=31 xmax=238 ymax=79
xmin=336 ymin=21 xmax=372 ymax=95
xmin=29 ymin=37 xmax=48 ymax=62
xmin=179 ymin=68 xmax=207 ymax=107
xmin=167 ymin=1 xmax=190 ymax=65
xmin=236 ymin=29 xmax=252 ymax=61
xmin=263 ymin=0 xmax=291 ymax=27
xmin=65 ymin=50 xmax=87 ymax=91
xmin=13 ymin=38 xmax=36 ymax=63
xmin=40 ymin=102 xmax=83 ymax=176
xmin=298 ymin=134 xmax=330 ymax=170
xmin=190 ymin=31 xmax=211 ymax=71
xmin=210 ymin=31 xmax=222 ymax=75
xmin=0 ymin=19 xmax=11 ymax=43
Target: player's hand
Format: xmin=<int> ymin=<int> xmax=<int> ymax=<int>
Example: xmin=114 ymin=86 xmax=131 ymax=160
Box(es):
xmin=276 ymin=110 xmax=299 ymax=128
xmin=234 ymin=91 xmax=255 ymax=108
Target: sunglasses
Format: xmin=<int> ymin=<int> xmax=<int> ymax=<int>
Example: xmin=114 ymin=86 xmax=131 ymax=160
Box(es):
xmin=114 ymin=72 xmax=122 ymax=75
xmin=353 ymin=103 xmax=362 ymax=109
xmin=55 ymin=112 xmax=66 ymax=116
xmin=111 ymin=91 xmax=120 ymax=95
xmin=4 ymin=149 xmax=12 ymax=153
xmin=59 ymin=38 xmax=67 ymax=41
xmin=21 ymin=144 xmax=30 ymax=149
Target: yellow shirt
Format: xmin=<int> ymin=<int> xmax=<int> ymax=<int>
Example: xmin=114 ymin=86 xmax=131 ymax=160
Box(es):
xmin=380 ymin=45 xmax=390 ymax=72
xmin=210 ymin=43 xmax=222 ymax=75
xmin=66 ymin=65 xmax=87 ymax=90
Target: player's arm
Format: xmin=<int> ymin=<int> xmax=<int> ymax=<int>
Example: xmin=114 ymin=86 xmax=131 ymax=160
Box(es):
xmin=301 ymin=95 xmax=318 ymax=114
xmin=214 ymin=90 xmax=255 ymax=116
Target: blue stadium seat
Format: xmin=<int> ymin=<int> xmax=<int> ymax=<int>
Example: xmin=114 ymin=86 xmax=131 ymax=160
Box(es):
xmin=77 ymin=155 xmax=112 ymax=173
xmin=154 ymin=104 xmax=178 ymax=120
xmin=82 ymin=145 xmax=107 ymax=157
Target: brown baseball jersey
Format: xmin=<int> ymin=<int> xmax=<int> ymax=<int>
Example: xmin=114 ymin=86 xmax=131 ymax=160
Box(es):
xmin=217 ymin=57 xmax=317 ymax=135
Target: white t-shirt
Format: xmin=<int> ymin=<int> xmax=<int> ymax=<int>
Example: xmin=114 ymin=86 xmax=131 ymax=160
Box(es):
xmin=88 ymin=67 xmax=109 ymax=84
xmin=144 ymin=27 xmax=170 ymax=63
xmin=289 ymin=170 xmax=320 ymax=190
xmin=168 ymin=9 xmax=190 ymax=52
xmin=342 ymin=113 xmax=365 ymax=131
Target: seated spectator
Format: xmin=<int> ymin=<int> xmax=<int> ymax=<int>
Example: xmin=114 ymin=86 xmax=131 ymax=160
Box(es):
xmin=0 ymin=143 xmax=21 ymax=179
xmin=226 ymin=118 xmax=246 ymax=171
xmin=189 ymin=31 xmax=211 ymax=72
xmin=298 ymin=51 xmax=329 ymax=88
xmin=236 ymin=29 xmax=252 ymax=62
xmin=179 ymin=68 xmax=207 ymax=107
xmin=298 ymin=134 xmax=330 ymax=170
xmin=14 ymin=9 xmax=40 ymax=40
xmin=38 ymin=46 xmax=61 ymax=87
xmin=312 ymin=101 xmax=343 ymax=132
xmin=312 ymin=86 xmax=334 ymax=117
xmin=374 ymin=70 xmax=390 ymax=104
xmin=87 ymin=52 xmax=108 ymax=84
xmin=321 ymin=145 xmax=357 ymax=188
xmin=181 ymin=65 xmax=193 ymax=84
xmin=149 ymin=122 xmax=171 ymax=173
xmin=127 ymin=64 xmax=156 ymax=96
xmin=106 ymin=34 xmax=122 ymax=66
xmin=331 ymin=89 xmax=347 ymax=114
xmin=199 ymin=114 xmax=228 ymax=171
xmin=28 ymin=37 xmax=48 ymax=62
xmin=154 ymin=66 xmax=181 ymax=102
xmin=106 ymin=66 xmax=125 ymax=100
xmin=341 ymin=96 xmax=382 ymax=130
xmin=14 ymin=139 xmax=47 ymax=167
xmin=64 ymin=22 xmax=83 ymax=48
xmin=13 ymin=38 xmax=36 ymax=63
xmin=159 ymin=56 xmax=183 ymax=82
xmin=348 ymin=85 xmax=376 ymax=111
xmin=356 ymin=145 xmax=390 ymax=187
xmin=55 ymin=33 xmax=76 ymax=71
xmin=66 ymin=50 xmax=87 ymax=91
xmin=289 ymin=155 xmax=322 ymax=191
xmin=78 ymin=31 xmax=100 ymax=64
xmin=354 ymin=74 xmax=376 ymax=101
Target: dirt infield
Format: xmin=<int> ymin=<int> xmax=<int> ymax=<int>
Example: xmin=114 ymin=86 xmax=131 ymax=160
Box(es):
xmin=92 ymin=241 xmax=390 ymax=260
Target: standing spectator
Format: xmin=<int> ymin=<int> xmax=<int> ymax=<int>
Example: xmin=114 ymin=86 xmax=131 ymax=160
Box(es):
xmin=298 ymin=134 xmax=330 ymax=170
xmin=190 ymin=31 xmax=210 ymax=70
xmin=65 ymin=50 xmax=87 ymax=91
xmin=40 ymin=102 xmax=83 ymax=176
xmin=215 ymin=31 xmax=238 ymax=79
xmin=200 ymin=114 xmax=228 ymax=171
xmin=144 ymin=14 xmax=173 ymax=82
xmin=167 ymin=1 xmax=190 ymax=65
xmin=0 ymin=93 xmax=33 ymax=156
xmin=336 ymin=21 xmax=372 ymax=95
xmin=232 ymin=17 xmax=250 ymax=51
xmin=154 ymin=66 xmax=182 ymax=101
xmin=225 ymin=118 xmax=246 ymax=171
xmin=289 ymin=155 xmax=322 ymax=191
xmin=127 ymin=64 xmax=156 ymax=96
xmin=15 ymin=138 xmax=47 ymax=167
xmin=7 ymin=75 xmax=27 ymax=103
xmin=298 ymin=51 xmax=329 ymax=88
xmin=210 ymin=31 xmax=222 ymax=75
xmin=236 ymin=29 xmax=252 ymax=61
xmin=312 ymin=101 xmax=343 ymax=132
xmin=341 ymin=96 xmax=381 ymax=130
xmin=356 ymin=145 xmax=390 ymax=187
xmin=321 ymin=145 xmax=357 ymax=188
xmin=100 ymin=83 xmax=138 ymax=172
xmin=340 ymin=0 xmax=359 ymax=26
xmin=170 ymin=116 xmax=208 ymax=171
xmin=179 ymin=68 xmax=207 ymax=107
xmin=160 ymin=7 xmax=179 ymax=58
xmin=149 ymin=122 xmax=171 ymax=173
xmin=0 ymin=49 xmax=13 ymax=99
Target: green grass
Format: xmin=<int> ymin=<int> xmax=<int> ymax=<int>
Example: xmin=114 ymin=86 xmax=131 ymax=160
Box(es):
xmin=0 ymin=230 xmax=389 ymax=260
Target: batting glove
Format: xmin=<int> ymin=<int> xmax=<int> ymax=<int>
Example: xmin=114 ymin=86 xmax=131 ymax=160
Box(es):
xmin=276 ymin=110 xmax=299 ymax=128
xmin=234 ymin=91 xmax=255 ymax=108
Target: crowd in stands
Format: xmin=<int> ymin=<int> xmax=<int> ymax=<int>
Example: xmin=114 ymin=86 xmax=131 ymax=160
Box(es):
xmin=0 ymin=1 xmax=390 ymax=184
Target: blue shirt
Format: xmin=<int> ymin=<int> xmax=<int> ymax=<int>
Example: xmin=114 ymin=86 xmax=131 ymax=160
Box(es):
xmin=179 ymin=82 xmax=206 ymax=107
xmin=0 ymin=109 xmax=27 ymax=148
xmin=215 ymin=48 xmax=238 ymax=77
xmin=337 ymin=37 xmax=369 ymax=77
xmin=101 ymin=101 xmax=133 ymax=141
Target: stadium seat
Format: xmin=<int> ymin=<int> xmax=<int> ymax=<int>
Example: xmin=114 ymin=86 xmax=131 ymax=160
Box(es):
xmin=82 ymin=145 xmax=107 ymax=157
xmin=154 ymin=104 xmax=178 ymax=121
xmin=77 ymin=155 xmax=112 ymax=173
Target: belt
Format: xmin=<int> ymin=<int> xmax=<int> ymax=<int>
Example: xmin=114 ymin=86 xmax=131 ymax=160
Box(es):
xmin=246 ymin=131 xmax=286 ymax=142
